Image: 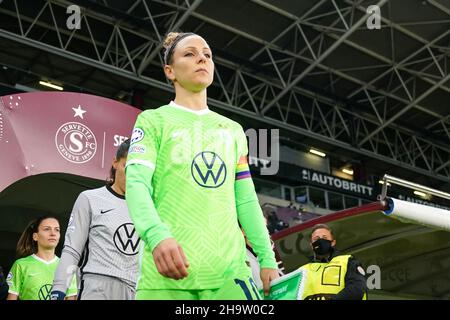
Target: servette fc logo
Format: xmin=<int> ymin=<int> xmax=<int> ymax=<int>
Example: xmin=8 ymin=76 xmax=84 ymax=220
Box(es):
xmin=191 ymin=151 xmax=227 ymax=188
xmin=55 ymin=122 xmax=97 ymax=163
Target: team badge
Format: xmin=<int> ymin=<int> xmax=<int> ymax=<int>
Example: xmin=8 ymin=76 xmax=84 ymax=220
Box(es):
xmin=55 ymin=122 xmax=97 ymax=164
xmin=130 ymin=128 xmax=144 ymax=144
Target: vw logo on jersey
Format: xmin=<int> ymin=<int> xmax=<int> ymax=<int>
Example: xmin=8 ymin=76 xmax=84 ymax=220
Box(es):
xmin=38 ymin=284 xmax=53 ymax=300
xmin=191 ymin=151 xmax=227 ymax=188
xmin=113 ymin=223 xmax=141 ymax=256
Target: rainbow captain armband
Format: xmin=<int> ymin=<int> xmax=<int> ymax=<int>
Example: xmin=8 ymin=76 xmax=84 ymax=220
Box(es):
xmin=236 ymin=156 xmax=251 ymax=180
xmin=50 ymin=290 xmax=66 ymax=300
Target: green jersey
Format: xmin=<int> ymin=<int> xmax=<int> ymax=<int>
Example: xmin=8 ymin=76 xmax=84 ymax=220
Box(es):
xmin=126 ymin=101 xmax=276 ymax=290
xmin=7 ymin=254 xmax=77 ymax=300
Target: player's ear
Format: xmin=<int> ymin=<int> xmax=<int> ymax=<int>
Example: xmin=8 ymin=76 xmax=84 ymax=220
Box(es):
xmin=112 ymin=157 xmax=118 ymax=170
xmin=164 ymin=65 xmax=175 ymax=81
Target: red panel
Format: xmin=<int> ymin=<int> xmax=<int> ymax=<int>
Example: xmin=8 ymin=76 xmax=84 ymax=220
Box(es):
xmin=0 ymin=92 xmax=140 ymax=191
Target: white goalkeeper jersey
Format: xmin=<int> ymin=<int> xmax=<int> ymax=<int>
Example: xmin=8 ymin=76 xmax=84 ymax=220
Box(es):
xmin=52 ymin=185 xmax=140 ymax=292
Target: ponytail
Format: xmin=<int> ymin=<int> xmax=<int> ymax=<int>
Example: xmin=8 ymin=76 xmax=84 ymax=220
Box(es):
xmin=106 ymin=138 xmax=130 ymax=186
xmin=16 ymin=215 xmax=59 ymax=259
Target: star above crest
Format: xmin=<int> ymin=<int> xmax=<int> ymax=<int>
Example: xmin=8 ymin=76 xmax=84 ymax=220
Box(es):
xmin=72 ymin=105 xmax=86 ymax=119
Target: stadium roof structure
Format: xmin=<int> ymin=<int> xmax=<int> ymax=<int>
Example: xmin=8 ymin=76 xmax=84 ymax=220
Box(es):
xmin=0 ymin=1 xmax=449 ymax=189
xmin=272 ymin=201 xmax=450 ymax=299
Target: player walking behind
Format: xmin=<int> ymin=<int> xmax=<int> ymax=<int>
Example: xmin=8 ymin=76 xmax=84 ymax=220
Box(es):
xmin=51 ymin=139 xmax=140 ymax=300
xmin=7 ymin=216 xmax=77 ymax=300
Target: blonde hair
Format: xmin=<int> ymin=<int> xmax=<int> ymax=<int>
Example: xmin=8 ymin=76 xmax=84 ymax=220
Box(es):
xmin=163 ymin=32 xmax=181 ymax=50
xmin=162 ymin=32 xmax=196 ymax=65
xmin=311 ymin=223 xmax=334 ymax=240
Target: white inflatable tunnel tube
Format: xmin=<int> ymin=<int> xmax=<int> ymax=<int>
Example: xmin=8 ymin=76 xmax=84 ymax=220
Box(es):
xmin=383 ymin=197 xmax=450 ymax=231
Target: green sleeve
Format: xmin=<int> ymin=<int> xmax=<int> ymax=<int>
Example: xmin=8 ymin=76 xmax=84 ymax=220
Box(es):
xmin=125 ymin=163 xmax=173 ymax=252
xmin=234 ymin=125 xmax=277 ymax=269
xmin=66 ymin=274 xmax=78 ymax=297
xmin=7 ymin=260 xmax=22 ymax=296
xmin=236 ymin=177 xmax=277 ymax=269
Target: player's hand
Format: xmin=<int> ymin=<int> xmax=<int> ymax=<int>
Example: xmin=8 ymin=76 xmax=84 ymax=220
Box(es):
xmin=260 ymin=268 xmax=279 ymax=297
xmin=152 ymin=238 xmax=189 ymax=280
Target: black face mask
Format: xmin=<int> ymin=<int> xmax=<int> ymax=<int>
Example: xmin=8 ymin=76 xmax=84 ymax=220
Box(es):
xmin=312 ymin=238 xmax=333 ymax=256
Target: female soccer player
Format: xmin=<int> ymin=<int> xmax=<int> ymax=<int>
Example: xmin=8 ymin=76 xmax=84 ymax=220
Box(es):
xmin=6 ymin=216 xmax=77 ymax=300
xmin=125 ymin=32 xmax=279 ymax=300
xmin=51 ymin=139 xmax=140 ymax=300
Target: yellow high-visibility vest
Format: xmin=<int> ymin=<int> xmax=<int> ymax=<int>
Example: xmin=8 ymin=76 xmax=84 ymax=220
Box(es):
xmin=298 ymin=255 xmax=367 ymax=300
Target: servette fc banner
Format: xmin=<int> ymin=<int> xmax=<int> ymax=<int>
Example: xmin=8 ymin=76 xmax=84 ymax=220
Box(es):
xmin=0 ymin=92 xmax=141 ymax=192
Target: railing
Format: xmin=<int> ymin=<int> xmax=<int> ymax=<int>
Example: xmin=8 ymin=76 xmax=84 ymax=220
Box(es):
xmin=379 ymin=174 xmax=450 ymax=201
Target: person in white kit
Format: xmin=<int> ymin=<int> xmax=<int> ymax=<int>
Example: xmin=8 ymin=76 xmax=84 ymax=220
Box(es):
xmin=242 ymin=217 xmax=284 ymax=289
xmin=51 ymin=139 xmax=140 ymax=300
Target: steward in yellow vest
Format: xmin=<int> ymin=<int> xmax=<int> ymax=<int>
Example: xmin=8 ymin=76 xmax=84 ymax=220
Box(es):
xmin=299 ymin=224 xmax=367 ymax=300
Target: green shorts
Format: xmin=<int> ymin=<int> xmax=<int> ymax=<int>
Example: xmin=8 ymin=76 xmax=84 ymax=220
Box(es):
xmin=136 ymin=275 xmax=261 ymax=300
